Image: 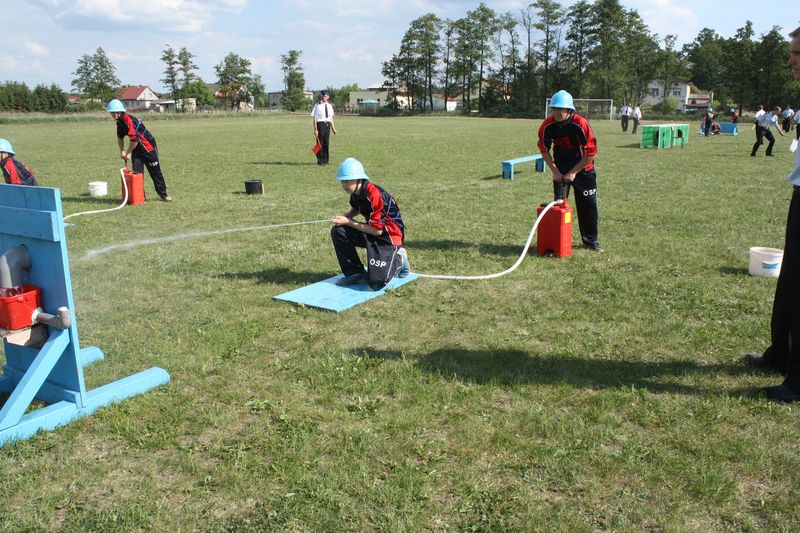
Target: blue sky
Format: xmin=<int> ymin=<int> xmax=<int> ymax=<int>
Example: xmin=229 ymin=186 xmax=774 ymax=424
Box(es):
xmin=3 ymin=0 xmax=798 ymax=94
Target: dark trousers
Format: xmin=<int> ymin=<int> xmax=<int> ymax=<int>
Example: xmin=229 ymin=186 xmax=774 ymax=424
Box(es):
xmin=553 ymin=169 xmax=599 ymax=246
xmin=704 ymin=117 xmax=713 ymax=136
xmin=132 ymin=146 xmax=169 ymax=199
xmin=796 ymin=124 xmax=799 ymax=141
xmin=621 ymin=116 xmax=629 ymax=132
xmin=331 ymin=225 xmax=403 ymax=290
xmin=632 ymin=117 xmax=640 ymax=134
xmin=763 ymin=188 xmax=800 ymax=391
xmin=316 ymin=122 xmax=331 ymax=164
xmin=783 ymin=118 xmax=792 ymax=133
xmin=752 ymin=126 xmax=776 ymax=156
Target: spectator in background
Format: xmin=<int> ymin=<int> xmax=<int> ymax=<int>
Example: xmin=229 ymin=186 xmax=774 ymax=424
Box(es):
xmin=311 ymin=90 xmax=337 ymax=166
xmin=620 ymin=103 xmax=631 ymax=132
xmin=632 ymin=104 xmax=642 ymax=134
xmin=703 ymin=107 xmax=715 ymax=137
xmin=782 ymin=105 xmax=795 ymax=132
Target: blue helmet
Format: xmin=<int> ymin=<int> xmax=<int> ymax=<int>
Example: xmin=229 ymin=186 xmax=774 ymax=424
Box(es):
xmin=336 ymin=158 xmax=369 ymax=181
xmin=0 ymin=138 xmax=14 ymax=155
xmin=106 ymin=99 xmax=126 ymax=113
xmin=549 ymin=90 xmax=575 ymax=110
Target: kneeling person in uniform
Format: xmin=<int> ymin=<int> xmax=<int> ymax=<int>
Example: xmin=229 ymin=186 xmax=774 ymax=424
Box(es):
xmin=331 ymin=158 xmax=410 ymax=290
xmin=0 ymin=138 xmax=39 ymax=187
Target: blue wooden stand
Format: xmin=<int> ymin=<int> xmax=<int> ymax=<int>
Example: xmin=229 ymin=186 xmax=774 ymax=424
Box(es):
xmin=0 ymin=184 xmax=169 ymax=447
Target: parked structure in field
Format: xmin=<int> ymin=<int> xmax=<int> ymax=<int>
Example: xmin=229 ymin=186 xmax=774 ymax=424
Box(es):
xmin=642 ymin=80 xmax=713 ymax=113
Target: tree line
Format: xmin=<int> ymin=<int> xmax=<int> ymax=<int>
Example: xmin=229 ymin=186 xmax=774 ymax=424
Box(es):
xmin=383 ymin=0 xmax=800 ymax=115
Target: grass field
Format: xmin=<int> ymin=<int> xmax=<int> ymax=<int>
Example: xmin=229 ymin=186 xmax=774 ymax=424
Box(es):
xmin=1 ymin=113 xmax=799 ymax=531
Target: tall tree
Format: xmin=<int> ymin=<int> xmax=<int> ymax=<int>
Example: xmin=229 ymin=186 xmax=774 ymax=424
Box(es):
xmin=160 ymin=45 xmax=179 ymax=99
xmin=177 ymin=48 xmax=198 ymax=89
xmin=532 ymin=0 xmax=565 ymax=98
xmin=404 ymin=13 xmax=442 ymax=111
xmin=280 ymin=50 xmax=308 ymax=111
xmin=752 ymin=27 xmax=793 ymax=108
xmin=656 ymin=34 xmax=686 ymax=107
xmin=214 ymin=52 xmax=252 ymax=108
xmin=683 ymin=28 xmax=725 ymax=94
xmin=467 ymin=3 xmax=499 ymax=110
xmin=564 ymin=0 xmax=595 ymax=98
xmin=722 ymin=22 xmax=755 ymax=113
xmin=587 ymin=0 xmax=626 ymax=100
xmin=440 ymin=19 xmax=457 ymax=109
xmin=71 ymin=47 xmax=120 ymax=102
xmin=620 ymin=11 xmax=659 ymax=106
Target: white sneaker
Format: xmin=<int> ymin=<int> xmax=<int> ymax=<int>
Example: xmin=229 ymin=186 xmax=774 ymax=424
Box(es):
xmin=397 ymin=247 xmax=410 ymax=278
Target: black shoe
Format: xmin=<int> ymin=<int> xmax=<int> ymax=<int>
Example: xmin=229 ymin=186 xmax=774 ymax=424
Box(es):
xmin=744 ymin=353 xmax=785 ymax=374
xmin=751 ymin=153 xmax=756 ymax=157
xmin=766 ymin=153 xmax=774 ymax=157
xmin=335 ymin=272 xmax=365 ymax=286
xmin=763 ymin=384 xmax=800 ymax=403
xmin=584 ymin=242 xmax=603 ymax=252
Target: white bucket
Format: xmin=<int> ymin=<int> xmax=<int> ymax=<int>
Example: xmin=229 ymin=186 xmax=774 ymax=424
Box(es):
xmin=749 ymin=247 xmax=783 ymax=277
xmin=88 ymin=181 xmax=108 ymax=197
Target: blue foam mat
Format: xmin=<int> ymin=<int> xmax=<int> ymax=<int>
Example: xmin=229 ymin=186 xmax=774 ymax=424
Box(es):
xmin=273 ymin=273 xmax=419 ymax=312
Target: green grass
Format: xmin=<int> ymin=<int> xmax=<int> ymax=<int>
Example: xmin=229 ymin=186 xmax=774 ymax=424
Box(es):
xmin=1 ymin=114 xmax=799 ymax=531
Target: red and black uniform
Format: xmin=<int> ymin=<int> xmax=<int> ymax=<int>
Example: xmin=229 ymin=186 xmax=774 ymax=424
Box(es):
xmin=2 ymin=157 xmax=38 ymax=186
xmin=538 ymin=112 xmax=600 ymax=247
xmin=331 ymin=180 xmax=406 ymax=290
xmin=116 ymin=113 xmax=169 ymax=199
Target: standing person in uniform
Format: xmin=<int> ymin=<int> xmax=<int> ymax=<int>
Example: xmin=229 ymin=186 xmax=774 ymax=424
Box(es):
xmin=330 ymin=158 xmax=409 ymax=290
xmin=311 ymin=90 xmax=337 ymax=165
xmin=781 ymin=104 xmax=794 ymax=132
xmin=107 ymin=99 xmax=172 ymax=201
xmin=793 ymin=106 xmax=800 ymax=140
xmin=752 ymin=105 xmax=785 ymax=157
xmin=631 ymin=104 xmax=643 ymax=134
xmin=0 ymin=139 xmax=38 ymax=186
xmin=703 ymin=107 xmax=714 ymax=137
xmin=620 ymin=103 xmax=631 ymax=132
xmin=745 ymin=27 xmax=800 ymax=402
xmin=538 ymin=90 xmax=602 ymax=252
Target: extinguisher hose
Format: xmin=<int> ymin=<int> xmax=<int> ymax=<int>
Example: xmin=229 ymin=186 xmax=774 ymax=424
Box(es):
xmin=64 ymin=167 xmax=129 ymax=221
xmin=413 ymin=199 xmax=563 ymax=280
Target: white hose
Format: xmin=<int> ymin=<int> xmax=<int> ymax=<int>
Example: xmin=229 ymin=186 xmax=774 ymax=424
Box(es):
xmin=413 ymin=200 xmax=561 ymax=280
xmin=64 ymin=168 xmax=129 ymax=221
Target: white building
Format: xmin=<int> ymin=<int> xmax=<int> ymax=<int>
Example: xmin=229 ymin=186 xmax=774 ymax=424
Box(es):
xmin=642 ymin=80 xmax=713 ymax=113
xmin=118 ymin=85 xmax=160 ymax=111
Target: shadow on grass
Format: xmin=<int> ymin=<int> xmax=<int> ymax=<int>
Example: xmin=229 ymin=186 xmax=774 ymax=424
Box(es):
xmin=719 ymin=266 xmax=750 ymax=276
xmin=407 ymin=239 xmax=527 ymax=257
xmin=620 ymin=143 xmax=644 ymax=148
xmin=482 ymin=174 xmax=504 ymax=180
xmin=216 ymin=268 xmax=331 ymax=285
xmin=248 ymin=161 xmax=318 ymax=166
xmin=354 ymin=346 xmax=758 ymax=396
xmin=63 ymin=195 xmax=125 ymax=205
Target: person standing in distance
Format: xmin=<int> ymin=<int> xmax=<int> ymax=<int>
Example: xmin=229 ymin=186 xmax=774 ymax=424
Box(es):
xmin=311 ymin=90 xmax=337 ymax=165
xmin=537 ymin=90 xmax=602 ymax=252
xmin=745 ymin=27 xmax=800 ymax=402
xmin=631 ymin=104 xmax=642 ymax=134
xmin=751 ymin=105 xmax=785 ymax=157
xmin=107 ymin=99 xmax=172 ymax=201
xmin=620 ymin=103 xmax=631 ymax=132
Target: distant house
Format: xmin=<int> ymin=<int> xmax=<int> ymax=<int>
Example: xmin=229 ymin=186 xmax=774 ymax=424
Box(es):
xmin=642 ymin=80 xmax=713 ymax=113
xmin=118 ymin=85 xmax=160 ymax=111
xmin=267 ymin=90 xmax=314 ymax=109
xmin=349 ymin=84 xmax=460 ymax=112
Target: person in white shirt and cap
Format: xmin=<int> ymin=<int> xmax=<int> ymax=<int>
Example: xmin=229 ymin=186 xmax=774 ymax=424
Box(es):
xmin=311 ymin=90 xmax=337 ymax=165
xmin=631 ymin=104 xmax=642 ymax=134
xmin=745 ymin=26 xmax=800 ymax=402
xmin=781 ymin=104 xmax=795 ymax=132
xmin=751 ymin=105 xmax=785 ymax=157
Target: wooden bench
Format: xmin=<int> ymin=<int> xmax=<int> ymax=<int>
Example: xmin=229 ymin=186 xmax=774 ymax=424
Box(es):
xmin=502 ymin=154 xmax=545 ymax=180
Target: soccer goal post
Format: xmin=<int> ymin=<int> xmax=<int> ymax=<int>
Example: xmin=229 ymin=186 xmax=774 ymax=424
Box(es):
xmin=544 ymin=98 xmax=614 ymax=121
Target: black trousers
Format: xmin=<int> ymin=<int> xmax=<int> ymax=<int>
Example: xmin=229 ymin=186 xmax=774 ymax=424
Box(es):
xmin=621 ymin=116 xmax=629 ymax=132
xmin=796 ymin=124 xmax=799 ymax=140
xmin=331 ymin=225 xmax=403 ymax=290
xmin=752 ymin=126 xmax=775 ymax=156
xmin=632 ymin=117 xmax=639 ymax=134
xmin=316 ymin=122 xmax=331 ymax=164
xmin=553 ymin=169 xmax=599 ymax=246
xmin=132 ymin=145 xmax=169 ymax=199
xmin=783 ymin=118 xmax=792 ymax=133
xmin=762 ymin=187 xmax=800 ymax=391
xmin=704 ymin=117 xmax=713 ymax=136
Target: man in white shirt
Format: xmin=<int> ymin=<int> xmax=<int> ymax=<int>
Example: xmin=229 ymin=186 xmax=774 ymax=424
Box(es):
xmin=631 ymin=105 xmax=642 ymax=134
xmin=746 ymin=26 xmax=800 ymax=402
xmin=781 ymin=105 xmax=794 ymax=132
xmin=311 ymin=90 xmax=337 ymax=165
xmin=751 ymin=106 xmax=785 ymax=157
xmin=754 ymin=105 xmax=766 ymax=120
xmin=620 ymin=104 xmax=631 ymax=132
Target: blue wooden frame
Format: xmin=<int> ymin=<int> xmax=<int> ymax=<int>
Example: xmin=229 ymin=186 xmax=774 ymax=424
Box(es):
xmin=0 ymin=184 xmax=169 ymax=447
xmin=501 ymin=155 xmax=545 ymax=180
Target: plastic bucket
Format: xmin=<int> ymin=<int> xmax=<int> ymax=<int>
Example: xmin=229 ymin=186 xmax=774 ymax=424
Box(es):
xmin=749 ymin=247 xmax=783 ymax=277
xmin=88 ymin=181 xmax=108 ymax=197
xmin=245 ymin=179 xmax=264 ymax=195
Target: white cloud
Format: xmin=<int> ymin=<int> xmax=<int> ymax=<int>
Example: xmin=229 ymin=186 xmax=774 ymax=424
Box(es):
xmin=36 ymin=0 xmax=247 ymax=32
xmin=627 ymin=0 xmax=699 ymax=44
xmin=25 ymin=41 xmax=50 ymax=58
